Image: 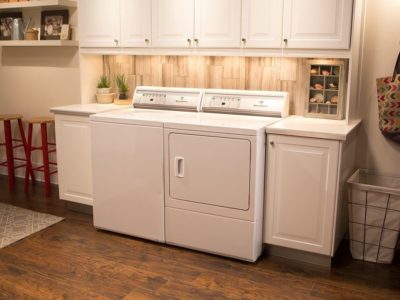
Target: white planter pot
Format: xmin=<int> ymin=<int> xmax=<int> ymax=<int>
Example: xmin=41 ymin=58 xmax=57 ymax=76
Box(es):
xmin=97 ymin=88 xmax=111 ymax=94
xmin=96 ymin=93 xmax=115 ymax=104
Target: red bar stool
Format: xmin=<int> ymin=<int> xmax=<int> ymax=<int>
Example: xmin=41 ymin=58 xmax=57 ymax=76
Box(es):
xmin=24 ymin=117 xmax=57 ymax=197
xmin=0 ymin=114 xmax=33 ymax=191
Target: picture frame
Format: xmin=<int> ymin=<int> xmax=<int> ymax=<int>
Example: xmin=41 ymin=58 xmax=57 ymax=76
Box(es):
xmin=0 ymin=12 xmax=23 ymax=40
xmin=40 ymin=10 xmax=69 ymax=40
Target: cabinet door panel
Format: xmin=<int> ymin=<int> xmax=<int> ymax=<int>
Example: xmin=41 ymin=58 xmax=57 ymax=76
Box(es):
xmin=152 ymin=0 xmax=194 ymax=47
xmin=242 ymin=0 xmax=284 ymax=48
xmin=121 ymin=0 xmax=151 ymax=47
xmin=79 ymin=0 xmax=120 ymax=47
xmin=283 ymin=0 xmax=353 ymax=49
xmin=265 ymin=135 xmax=339 ymax=255
xmin=195 ymin=0 xmax=241 ymax=48
xmin=55 ymin=115 xmax=93 ymax=205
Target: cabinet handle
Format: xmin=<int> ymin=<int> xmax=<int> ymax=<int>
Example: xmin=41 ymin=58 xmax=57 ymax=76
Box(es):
xmin=241 ymin=38 xmax=246 ymax=44
xmin=187 ymin=38 xmax=191 ymax=45
xmin=270 ymin=141 xmax=275 ymax=146
xmin=114 ymin=39 xmax=119 ymax=46
xmin=144 ymin=38 xmax=149 ymax=43
xmin=283 ymin=38 xmax=288 ymax=44
xmin=194 ymin=38 xmax=198 ymax=45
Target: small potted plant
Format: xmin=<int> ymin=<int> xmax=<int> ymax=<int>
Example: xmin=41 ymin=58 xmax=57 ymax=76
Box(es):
xmin=116 ymin=74 xmax=129 ymax=100
xmin=96 ymin=75 xmax=114 ymax=104
xmin=97 ymin=75 xmax=111 ymax=94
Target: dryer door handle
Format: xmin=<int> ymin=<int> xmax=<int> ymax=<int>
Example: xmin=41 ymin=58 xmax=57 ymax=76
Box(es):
xmin=174 ymin=157 xmax=185 ymax=178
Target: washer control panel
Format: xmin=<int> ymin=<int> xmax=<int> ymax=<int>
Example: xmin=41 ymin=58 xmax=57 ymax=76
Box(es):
xmin=208 ymin=96 xmax=241 ymax=109
xmin=134 ymin=87 xmax=203 ymax=111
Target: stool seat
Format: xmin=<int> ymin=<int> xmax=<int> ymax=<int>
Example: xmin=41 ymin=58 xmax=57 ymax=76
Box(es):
xmin=26 ymin=117 xmax=55 ymax=124
xmin=0 ymin=114 xmax=23 ymax=121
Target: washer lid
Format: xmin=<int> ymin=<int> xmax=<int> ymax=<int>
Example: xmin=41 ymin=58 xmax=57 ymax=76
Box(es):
xmin=165 ymin=112 xmax=282 ymax=135
xmin=90 ymin=108 xmax=195 ymax=127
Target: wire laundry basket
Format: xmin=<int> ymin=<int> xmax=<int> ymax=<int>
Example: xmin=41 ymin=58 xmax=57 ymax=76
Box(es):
xmin=347 ymin=169 xmax=400 ymax=264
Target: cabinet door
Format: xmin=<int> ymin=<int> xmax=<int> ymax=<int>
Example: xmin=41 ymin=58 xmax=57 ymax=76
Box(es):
xmin=282 ymin=0 xmax=353 ymax=49
xmin=79 ymin=0 xmax=120 ymax=47
xmin=121 ymin=0 xmax=151 ymax=47
xmin=241 ymin=0 xmax=284 ymax=48
xmin=55 ymin=115 xmax=93 ymax=205
xmin=151 ymin=0 xmax=194 ymax=47
xmin=194 ymin=0 xmax=241 ymax=48
xmin=264 ymin=135 xmax=339 ymax=255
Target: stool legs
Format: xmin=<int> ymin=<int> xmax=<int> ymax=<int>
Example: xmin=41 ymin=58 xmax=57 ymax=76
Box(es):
xmin=41 ymin=123 xmax=50 ymax=197
xmin=18 ymin=119 xmax=35 ymax=182
xmin=24 ymin=124 xmax=33 ymax=193
xmin=3 ymin=120 xmax=15 ymax=190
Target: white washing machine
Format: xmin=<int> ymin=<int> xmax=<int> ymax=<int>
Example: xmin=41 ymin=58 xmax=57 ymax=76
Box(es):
xmin=90 ymin=87 xmax=203 ymax=242
xmin=164 ymin=89 xmax=288 ymax=261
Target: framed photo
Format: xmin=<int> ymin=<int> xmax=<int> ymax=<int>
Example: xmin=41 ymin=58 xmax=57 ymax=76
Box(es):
xmin=0 ymin=12 xmax=22 ymax=40
xmin=41 ymin=10 xmax=69 ymax=40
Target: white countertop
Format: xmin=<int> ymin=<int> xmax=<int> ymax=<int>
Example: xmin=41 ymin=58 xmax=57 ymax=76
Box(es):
xmin=50 ymin=103 xmax=130 ymax=116
xmin=266 ymin=116 xmax=362 ymax=141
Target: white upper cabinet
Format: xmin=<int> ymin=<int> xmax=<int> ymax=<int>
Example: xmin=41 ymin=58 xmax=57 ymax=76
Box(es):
xmin=121 ymin=0 xmax=152 ymax=47
xmin=151 ymin=0 xmax=194 ymax=47
xmin=79 ymin=0 xmax=151 ymax=48
xmin=282 ymin=0 xmax=353 ymax=49
xmin=194 ymin=0 xmax=241 ymax=48
xmin=241 ymin=0 xmax=284 ymax=48
xmin=79 ymin=0 xmax=120 ymax=47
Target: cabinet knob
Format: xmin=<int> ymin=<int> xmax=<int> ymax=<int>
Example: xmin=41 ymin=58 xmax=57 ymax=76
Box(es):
xmin=270 ymin=141 xmax=275 ymax=146
xmin=187 ymin=38 xmax=191 ymax=45
xmin=114 ymin=39 xmax=119 ymax=45
xmin=241 ymin=38 xmax=246 ymax=44
xmin=194 ymin=38 xmax=199 ymax=44
xmin=283 ymin=38 xmax=288 ymax=44
xmin=145 ymin=38 xmax=149 ymax=43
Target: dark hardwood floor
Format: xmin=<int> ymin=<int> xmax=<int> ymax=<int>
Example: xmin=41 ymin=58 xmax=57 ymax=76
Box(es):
xmin=0 ymin=175 xmax=399 ymax=300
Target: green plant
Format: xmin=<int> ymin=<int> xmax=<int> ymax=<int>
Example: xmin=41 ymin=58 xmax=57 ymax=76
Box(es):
xmin=116 ymin=74 xmax=128 ymax=93
xmin=97 ymin=75 xmax=110 ymax=89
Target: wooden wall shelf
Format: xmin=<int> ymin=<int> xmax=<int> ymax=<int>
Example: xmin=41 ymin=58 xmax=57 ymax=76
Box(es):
xmin=0 ymin=0 xmax=77 ymax=11
xmin=0 ymin=40 xmax=78 ymax=46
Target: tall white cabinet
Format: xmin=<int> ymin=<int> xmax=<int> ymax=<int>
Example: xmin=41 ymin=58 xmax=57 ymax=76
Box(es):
xmin=264 ymin=134 xmax=340 ymax=255
xmin=282 ymin=0 xmax=353 ymax=49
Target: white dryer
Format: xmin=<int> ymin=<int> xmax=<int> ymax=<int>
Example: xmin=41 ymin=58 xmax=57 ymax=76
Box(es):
xmin=164 ymin=89 xmax=288 ymax=261
xmin=90 ymin=87 xmax=202 ymax=242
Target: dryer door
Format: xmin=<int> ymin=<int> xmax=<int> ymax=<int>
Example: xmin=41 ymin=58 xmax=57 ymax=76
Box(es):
xmin=168 ymin=133 xmax=251 ymax=210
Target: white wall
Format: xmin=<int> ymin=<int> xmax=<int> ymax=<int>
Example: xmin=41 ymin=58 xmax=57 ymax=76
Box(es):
xmin=357 ymin=0 xmax=400 ymax=174
xmin=0 ymin=47 xmax=81 ymax=182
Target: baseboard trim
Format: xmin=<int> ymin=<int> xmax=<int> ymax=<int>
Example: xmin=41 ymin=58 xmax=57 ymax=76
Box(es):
xmin=265 ymin=244 xmax=332 ymax=267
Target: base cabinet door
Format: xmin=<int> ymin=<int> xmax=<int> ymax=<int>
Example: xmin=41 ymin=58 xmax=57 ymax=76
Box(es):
xmin=264 ymin=134 xmax=339 ymax=255
xmin=55 ymin=115 xmax=93 ymax=205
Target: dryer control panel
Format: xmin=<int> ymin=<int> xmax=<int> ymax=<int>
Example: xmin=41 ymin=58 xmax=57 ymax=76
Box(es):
xmin=134 ymin=87 xmax=203 ymax=112
xmin=202 ymin=89 xmax=289 ymax=117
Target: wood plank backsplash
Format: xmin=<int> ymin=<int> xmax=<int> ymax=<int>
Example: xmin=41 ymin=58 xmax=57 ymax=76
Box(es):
xmin=103 ymin=55 xmax=345 ymax=115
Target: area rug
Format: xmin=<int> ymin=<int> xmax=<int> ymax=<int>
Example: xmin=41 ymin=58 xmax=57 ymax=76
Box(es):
xmin=0 ymin=203 xmax=64 ymax=248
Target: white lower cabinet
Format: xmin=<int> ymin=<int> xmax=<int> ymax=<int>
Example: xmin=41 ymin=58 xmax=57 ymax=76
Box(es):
xmin=264 ymin=134 xmax=340 ymax=255
xmin=55 ymin=114 xmax=93 ymax=205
